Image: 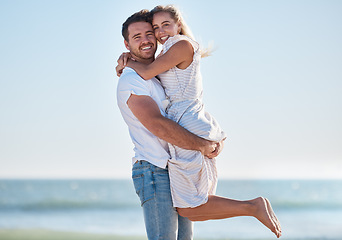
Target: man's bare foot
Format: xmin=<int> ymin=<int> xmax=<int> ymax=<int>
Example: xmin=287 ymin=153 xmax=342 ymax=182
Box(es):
xmin=252 ymin=197 xmax=281 ymax=238
xmin=265 ymin=198 xmax=282 ymax=237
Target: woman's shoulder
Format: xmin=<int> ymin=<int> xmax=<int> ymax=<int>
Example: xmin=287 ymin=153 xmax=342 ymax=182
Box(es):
xmin=163 ymin=34 xmax=199 ymax=52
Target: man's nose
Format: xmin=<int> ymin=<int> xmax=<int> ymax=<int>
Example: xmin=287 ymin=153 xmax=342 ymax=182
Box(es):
xmin=141 ymin=35 xmax=151 ymax=43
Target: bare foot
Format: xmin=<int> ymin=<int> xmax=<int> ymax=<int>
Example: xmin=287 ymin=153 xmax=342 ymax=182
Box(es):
xmin=265 ymin=198 xmax=282 ymax=237
xmin=252 ymin=197 xmax=280 ymax=238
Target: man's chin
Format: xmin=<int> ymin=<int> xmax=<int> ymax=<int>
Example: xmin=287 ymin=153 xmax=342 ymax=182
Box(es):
xmin=131 ymin=51 xmax=155 ymax=62
xmin=140 ymin=53 xmax=155 ymax=60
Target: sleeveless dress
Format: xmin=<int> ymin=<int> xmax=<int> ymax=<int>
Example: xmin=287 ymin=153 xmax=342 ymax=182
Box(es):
xmin=159 ymin=35 xmax=226 ymax=208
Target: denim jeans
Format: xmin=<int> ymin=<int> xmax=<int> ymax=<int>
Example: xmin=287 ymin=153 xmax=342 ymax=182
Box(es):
xmin=132 ymin=160 xmax=193 ymax=240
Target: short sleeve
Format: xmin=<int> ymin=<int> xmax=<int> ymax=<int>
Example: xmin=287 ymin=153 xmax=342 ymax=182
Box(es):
xmin=117 ymin=68 xmax=151 ymax=106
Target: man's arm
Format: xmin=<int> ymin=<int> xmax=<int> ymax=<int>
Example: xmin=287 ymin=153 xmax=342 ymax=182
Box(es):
xmin=127 ymin=94 xmax=219 ymax=157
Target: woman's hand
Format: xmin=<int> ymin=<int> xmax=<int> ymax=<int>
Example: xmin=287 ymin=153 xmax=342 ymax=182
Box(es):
xmin=117 ymin=52 xmax=132 ymax=67
xmin=116 ymin=52 xmax=133 ymax=77
xmin=116 ymin=64 xmax=125 ymax=77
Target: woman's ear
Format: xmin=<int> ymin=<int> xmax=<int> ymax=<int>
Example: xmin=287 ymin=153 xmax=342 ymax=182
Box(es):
xmin=177 ymin=22 xmax=182 ymax=34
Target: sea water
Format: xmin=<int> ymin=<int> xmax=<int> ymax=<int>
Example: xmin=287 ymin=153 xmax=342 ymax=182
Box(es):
xmin=0 ymin=179 xmax=341 ymax=239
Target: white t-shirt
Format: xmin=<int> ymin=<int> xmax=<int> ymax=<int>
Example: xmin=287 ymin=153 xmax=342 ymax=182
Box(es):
xmin=117 ymin=67 xmax=170 ymax=169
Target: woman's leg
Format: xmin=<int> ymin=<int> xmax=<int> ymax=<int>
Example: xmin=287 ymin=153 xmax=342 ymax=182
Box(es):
xmin=177 ymin=195 xmax=281 ymax=238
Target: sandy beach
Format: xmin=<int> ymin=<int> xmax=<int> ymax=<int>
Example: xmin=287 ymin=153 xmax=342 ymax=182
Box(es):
xmin=0 ymin=229 xmax=228 ymax=240
xmin=0 ymin=229 xmax=146 ymax=240
xmin=1 ymin=229 xmax=330 ymax=240
xmin=0 ymin=228 xmax=278 ymax=240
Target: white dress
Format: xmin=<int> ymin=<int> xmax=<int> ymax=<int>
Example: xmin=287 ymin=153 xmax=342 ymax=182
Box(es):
xmin=159 ymin=35 xmax=226 ymax=208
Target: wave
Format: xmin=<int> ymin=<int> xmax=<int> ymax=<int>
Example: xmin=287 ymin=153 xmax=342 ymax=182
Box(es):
xmin=1 ymin=179 xmax=342 ymax=212
xmin=1 ymin=199 xmax=341 ymax=211
xmin=271 ymin=200 xmax=342 ymax=210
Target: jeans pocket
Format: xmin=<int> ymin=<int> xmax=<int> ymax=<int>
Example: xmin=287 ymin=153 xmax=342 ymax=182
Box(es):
xmin=132 ymin=173 xmax=144 ymax=199
xmin=132 ymin=170 xmax=155 ymax=206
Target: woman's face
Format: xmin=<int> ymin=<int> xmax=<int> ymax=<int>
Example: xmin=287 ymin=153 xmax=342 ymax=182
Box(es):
xmin=152 ymin=11 xmax=181 ymax=44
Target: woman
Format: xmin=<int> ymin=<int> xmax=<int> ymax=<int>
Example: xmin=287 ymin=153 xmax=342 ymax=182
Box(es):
xmin=117 ymin=5 xmax=281 ymax=238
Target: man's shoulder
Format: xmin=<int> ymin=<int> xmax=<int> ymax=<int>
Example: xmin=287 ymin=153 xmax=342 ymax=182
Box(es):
xmin=118 ymin=68 xmax=146 ymax=88
xmin=117 ymin=67 xmax=162 ymax=103
xmin=118 ymin=67 xmax=160 ymax=89
xmin=119 ymin=67 xmax=142 ymax=82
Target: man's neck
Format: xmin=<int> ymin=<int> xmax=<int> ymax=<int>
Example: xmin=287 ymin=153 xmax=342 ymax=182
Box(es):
xmin=139 ymin=58 xmax=154 ymax=64
xmin=131 ymin=54 xmax=154 ymax=64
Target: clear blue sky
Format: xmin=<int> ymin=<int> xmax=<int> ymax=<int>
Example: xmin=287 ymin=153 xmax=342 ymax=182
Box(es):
xmin=1 ymin=0 xmax=341 ymax=179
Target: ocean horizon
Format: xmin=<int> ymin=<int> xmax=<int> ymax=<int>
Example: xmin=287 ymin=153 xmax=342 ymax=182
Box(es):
xmin=1 ymin=179 xmax=342 ymax=239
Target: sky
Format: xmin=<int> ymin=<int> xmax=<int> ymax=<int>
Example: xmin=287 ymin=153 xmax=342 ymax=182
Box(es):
xmin=0 ymin=0 xmax=341 ymax=179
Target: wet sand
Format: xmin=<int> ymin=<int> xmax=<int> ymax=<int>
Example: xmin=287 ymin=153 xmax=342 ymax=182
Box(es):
xmin=0 ymin=229 xmax=145 ymax=240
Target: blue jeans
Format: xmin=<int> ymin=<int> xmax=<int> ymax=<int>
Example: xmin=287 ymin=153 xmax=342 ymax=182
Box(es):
xmin=132 ymin=160 xmax=193 ymax=240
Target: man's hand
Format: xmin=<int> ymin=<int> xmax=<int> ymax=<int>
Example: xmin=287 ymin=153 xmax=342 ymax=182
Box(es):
xmin=199 ymin=140 xmax=217 ymax=157
xmin=205 ymin=138 xmax=225 ymax=159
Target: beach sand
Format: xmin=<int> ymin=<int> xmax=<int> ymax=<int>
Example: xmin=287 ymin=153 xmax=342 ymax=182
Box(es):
xmin=0 ymin=229 xmax=254 ymax=240
xmin=0 ymin=229 xmax=232 ymax=240
xmin=0 ymin=229 xmax=146 ymax=240
xmin=1 ymin=229 xmax=323 ymax=240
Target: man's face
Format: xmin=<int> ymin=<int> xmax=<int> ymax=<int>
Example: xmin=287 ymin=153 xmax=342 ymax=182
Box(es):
xmin=124 ymin=21 xmax=157 ymax=62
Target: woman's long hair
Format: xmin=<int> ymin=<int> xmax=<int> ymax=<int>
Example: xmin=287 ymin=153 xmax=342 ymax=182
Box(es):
xmin=150 ymin=5 xmax=212 ymax=58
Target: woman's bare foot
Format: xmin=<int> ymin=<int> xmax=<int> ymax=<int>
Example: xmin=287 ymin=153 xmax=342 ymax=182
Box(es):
xmin=252 ymin=197 xmax=281 ymax=238
xmin=265 ymin=198 xmax=282 ymax=237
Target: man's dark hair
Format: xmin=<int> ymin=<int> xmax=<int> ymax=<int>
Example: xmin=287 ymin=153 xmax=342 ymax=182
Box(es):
xmin=122 ymin=9 xmax=152 ymax=41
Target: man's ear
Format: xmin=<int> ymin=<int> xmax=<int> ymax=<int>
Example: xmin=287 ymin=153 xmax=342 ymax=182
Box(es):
xmin=124 ymin=40 xmax=130 ymax=51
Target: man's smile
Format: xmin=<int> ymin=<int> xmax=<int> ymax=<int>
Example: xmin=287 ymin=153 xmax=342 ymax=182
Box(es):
xmin=141 ymin=45 xmax=153 ymax=51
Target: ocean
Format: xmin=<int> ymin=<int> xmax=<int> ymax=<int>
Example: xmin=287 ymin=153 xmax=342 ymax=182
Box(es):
xmin=0 ymin=179 xmax=341 ymax=240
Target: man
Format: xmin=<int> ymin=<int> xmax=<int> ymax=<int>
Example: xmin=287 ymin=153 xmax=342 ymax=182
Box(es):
xmin=116 ymin=10 xmax=222 ymax=240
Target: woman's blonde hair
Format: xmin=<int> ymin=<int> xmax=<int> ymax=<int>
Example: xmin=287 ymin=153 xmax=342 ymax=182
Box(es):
xmin=150 ymin=5 xmax=212 ymax=58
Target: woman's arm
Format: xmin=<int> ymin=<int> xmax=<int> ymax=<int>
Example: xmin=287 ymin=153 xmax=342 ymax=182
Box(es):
xmin=127 ymin=40 xmax=194 ymax=80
